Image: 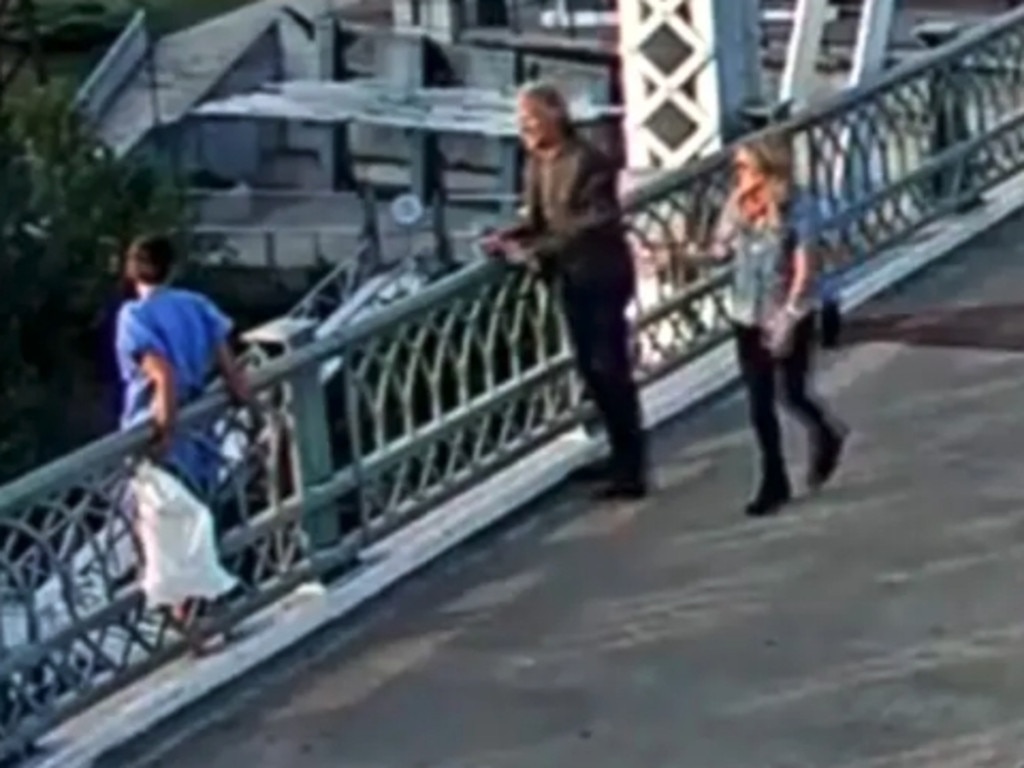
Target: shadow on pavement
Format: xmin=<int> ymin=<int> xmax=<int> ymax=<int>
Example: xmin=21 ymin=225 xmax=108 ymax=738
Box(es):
xmin=844 ymin=303 xmax=1024 ymax=352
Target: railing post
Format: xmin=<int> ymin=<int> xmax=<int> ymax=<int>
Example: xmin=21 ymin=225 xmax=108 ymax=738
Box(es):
xmin=243 ymin=318 xmax=338 ymax=551
xmin=915 ymin=21 xmax=981 ymax=211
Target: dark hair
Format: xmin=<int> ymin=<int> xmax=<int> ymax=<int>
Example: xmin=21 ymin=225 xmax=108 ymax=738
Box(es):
xmin=126 ymin=234 xmax=176 ymax=285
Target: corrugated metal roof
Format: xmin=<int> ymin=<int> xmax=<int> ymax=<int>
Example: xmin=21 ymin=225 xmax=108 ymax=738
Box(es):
xmin=189 ymin=79 xmax=621 ymax=136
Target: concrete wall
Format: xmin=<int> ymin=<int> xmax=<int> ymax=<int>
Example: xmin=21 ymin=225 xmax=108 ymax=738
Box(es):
xmin=172 ymin=25 xmax=285 ymax=185
xmin=162 ymin=19 xmax=614 ymax=193
xmin=268 ymin=26 xmax=614 ymax=193
xmin=271 ymin=14 xmax=341 ymax=189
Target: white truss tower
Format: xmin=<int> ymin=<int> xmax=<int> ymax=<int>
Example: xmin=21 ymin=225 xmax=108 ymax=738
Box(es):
xmin=780 ymin=0 xmax=836 ymax=107
xmin=849 ymin=0 xmax=898 ymax=87
xmin=619 ymin=0 xmax=762 ymax=171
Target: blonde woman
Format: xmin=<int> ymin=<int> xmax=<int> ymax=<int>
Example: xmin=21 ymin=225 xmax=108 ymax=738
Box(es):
xmin=712 ymin=134 xmax=845 ymax=516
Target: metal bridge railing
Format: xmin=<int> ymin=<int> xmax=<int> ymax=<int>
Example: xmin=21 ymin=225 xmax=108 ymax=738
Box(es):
xmin=3 ymin=6 xmax=1024 ymax=761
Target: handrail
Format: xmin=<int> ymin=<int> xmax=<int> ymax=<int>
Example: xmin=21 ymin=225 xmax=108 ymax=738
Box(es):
xmin=0 ymin=245 xmax=500 ymax=509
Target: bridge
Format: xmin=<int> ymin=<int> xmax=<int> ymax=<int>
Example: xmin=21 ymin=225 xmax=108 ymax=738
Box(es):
xmin=97 ymin=212 xmax=1024 ymax=767
xmin=4 ymin=4 xmax=1024 ymax=767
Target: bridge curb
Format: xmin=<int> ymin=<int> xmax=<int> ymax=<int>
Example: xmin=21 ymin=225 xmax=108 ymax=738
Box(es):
xmin=37 ymin=177 xmax=1024 ymax=768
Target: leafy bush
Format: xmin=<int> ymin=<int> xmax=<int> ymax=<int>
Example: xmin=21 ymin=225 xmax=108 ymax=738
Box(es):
xmin=0 ymin=0 xmax=136 ymax=51
xmin=0 ymin=82 xmax=185 ymax=481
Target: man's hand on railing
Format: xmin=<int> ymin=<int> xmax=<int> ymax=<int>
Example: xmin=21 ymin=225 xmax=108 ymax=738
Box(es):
xmin=479 ymin=228 xmax=532 ymax=264
xmin=478 ymin=229 xmax=510 ymax=259
xmin=479 ymin=230 xmax=552 ymax=280
xmin=479 ymin=222 xmax=527 ymax=249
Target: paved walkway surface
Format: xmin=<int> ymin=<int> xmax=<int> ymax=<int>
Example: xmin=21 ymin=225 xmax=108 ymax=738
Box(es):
xmin=111 ymin=210 xmax=1024 ymax=767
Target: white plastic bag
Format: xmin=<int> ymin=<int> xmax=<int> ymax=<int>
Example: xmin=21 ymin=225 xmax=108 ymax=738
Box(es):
xmin=131 ymin=461 xmax=237 ymax=608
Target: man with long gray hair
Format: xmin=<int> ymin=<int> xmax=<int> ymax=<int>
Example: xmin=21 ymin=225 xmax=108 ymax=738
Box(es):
xmin=482 ymin=82 xmax=647 ymax=499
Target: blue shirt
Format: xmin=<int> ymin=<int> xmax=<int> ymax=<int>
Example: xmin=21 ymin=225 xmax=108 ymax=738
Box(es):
xmin=716 ymin=192 xmax=821 ymax=327
xmin=115 ymin=288 xmax=232 ymax=492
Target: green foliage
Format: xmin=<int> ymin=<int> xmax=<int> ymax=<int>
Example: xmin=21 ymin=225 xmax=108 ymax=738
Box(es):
xmin=0 ymin=81 xmax=185 ymax=481
xmin=1 ymin=0 xmax=261 ymax=59
xmin=0 ymin=0 xmax=136 ymax=51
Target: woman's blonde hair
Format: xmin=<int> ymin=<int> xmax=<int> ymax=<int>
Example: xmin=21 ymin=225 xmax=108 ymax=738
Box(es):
xmin=735 ymin=131 xmax=795 ymax=227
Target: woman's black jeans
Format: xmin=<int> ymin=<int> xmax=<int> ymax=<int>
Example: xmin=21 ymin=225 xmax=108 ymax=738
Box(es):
xmin=733 ymin=315 xmax=836 ymax=487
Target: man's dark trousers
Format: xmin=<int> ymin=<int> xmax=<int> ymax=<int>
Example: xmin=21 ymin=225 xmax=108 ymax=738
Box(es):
xmin=560 ymin=282 xmax=646 ymax=484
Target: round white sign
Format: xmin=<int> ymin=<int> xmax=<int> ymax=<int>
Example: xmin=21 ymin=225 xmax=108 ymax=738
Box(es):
xmin=389 ymin=193 xmax=424 ymax=228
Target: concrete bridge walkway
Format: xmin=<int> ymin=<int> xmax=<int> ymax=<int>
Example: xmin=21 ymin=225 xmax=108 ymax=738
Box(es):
xmin=105 ymin=211 xmax=1024 ymax=768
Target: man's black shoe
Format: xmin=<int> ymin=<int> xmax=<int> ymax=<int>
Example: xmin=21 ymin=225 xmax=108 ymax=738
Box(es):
xmin=571 ymin=458 xmax=614 ymax=483
xmin=594 ymin=477 xmax=648 ymax=501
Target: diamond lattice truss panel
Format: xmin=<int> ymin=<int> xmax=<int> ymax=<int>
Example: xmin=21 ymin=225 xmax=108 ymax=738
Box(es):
xmin=620 ymin=0 xmax=722 ymax=168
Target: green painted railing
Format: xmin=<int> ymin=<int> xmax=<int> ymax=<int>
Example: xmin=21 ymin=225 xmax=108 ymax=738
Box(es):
xmin=3 ymin=7 xmax=1024 ymax=761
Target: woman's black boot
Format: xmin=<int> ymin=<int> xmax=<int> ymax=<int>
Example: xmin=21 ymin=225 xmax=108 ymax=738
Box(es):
xmin=808 ymin=428 xmax=845 ymax=491
xmin=745 ymin=473 xmax=792 ymax=517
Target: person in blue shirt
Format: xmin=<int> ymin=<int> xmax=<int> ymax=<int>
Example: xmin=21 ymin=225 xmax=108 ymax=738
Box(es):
xmin=116 ymin=235 xmax=250 ymax=629
xmin=116 ymin=234 xmax=250 ymax=495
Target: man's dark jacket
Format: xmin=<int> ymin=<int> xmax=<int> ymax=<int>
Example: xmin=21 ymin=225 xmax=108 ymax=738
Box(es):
xmin=516 ymin=137 xmax=636 ymax=298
